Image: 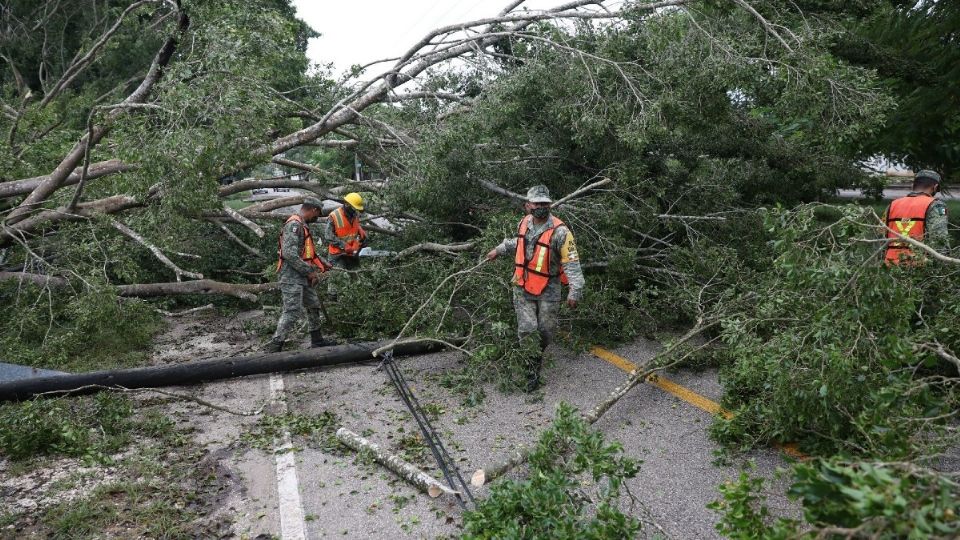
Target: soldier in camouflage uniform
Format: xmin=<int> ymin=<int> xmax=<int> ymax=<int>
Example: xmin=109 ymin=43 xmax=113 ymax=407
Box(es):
xmin=486 ymin=185 xmax=585 ymax=391
xmin=882 ymin=170 xmax=950 ymax=264
xmin=265 ymin=197 xmax=335 ymax=352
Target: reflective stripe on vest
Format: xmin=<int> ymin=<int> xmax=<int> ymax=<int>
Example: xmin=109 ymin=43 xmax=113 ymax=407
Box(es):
xmin=884 ymin=194 xmax=935 ymax=265
xmin=277 ymin=214 xmax=328 ymax=272
xmin=328 ymin=206 xmax=364 ymax=256
xmin=513 ymin=215 xmax=569 ymax=295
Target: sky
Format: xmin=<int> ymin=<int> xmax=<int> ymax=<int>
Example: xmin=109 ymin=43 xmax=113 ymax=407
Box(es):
xmin=291 ymin=0 xmax=561 ymax=74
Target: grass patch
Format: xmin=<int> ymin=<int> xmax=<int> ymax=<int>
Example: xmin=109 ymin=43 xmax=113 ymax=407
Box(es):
xmin=0 ymin=393 xmax=137 ymax=462
xmin=2 ymin=397 xmax=226 ymax=538
xmin=223 ymin=197 xmax=252 ymax=210
xmin=0 ymin=287 xmax=164 ymax=372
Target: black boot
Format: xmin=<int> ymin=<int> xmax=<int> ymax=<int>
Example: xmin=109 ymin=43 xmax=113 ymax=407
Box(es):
xmin=525 ymin=355 xmax=544 ymax=392
xmin=310 ymin=329 xmax=335 ymax=348
xmin=264 ymin=338 xmax=284 ymax=353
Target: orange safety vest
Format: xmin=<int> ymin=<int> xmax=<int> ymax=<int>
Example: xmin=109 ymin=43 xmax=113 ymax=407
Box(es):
xmin=277 ymin=214 xmax=329 ymax=272
xmin=327 ymin=206 xmax=366 ymax=256
xmin=513 ymin=215 xmax=569 ymax=296
xmin=884 ymin=194 xmax=936 ymax=265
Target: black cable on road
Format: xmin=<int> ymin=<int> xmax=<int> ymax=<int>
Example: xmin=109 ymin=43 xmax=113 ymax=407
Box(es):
xmin=381 ymin=351 xmax=475 ymax=509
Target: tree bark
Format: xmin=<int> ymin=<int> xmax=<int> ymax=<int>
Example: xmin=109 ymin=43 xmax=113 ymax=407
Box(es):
xmin=0 ymin=160 xmax=135 ymax=199
xmin=115 ymin=279 xmax=277 ymax=301
xmin=336 ymin=428 xmax=459 ymax=498
xmin=0 ymin=194 xmax=144 ymax=246
xmin=218 ymin=178 xmax=335 ymax=199
xmin=0 ymin=271 xmax=68 ymax=288
xmin=223 ymin=204 xmax=265 ymax=237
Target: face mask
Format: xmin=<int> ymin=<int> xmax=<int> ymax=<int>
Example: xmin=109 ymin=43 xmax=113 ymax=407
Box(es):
xmin=531 ymin=207 xmax=550 ymax=219
xmin=345 ymin=206 xmax=357 ymax=219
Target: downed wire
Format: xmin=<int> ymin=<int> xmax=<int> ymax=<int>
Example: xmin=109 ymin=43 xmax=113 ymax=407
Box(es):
xmin=381 ymin=351 xmax=475 ymax=509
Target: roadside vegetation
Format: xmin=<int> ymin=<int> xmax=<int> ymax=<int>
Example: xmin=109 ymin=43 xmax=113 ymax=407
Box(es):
xmin=0 ymin=394 xmax=225 ymax=538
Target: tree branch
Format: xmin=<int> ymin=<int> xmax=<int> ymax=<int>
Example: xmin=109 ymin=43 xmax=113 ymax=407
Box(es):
xmin=552 ymin=177 xmax=612 ymax=207
xmin=0 ymin=160 xmax=136 ymax=199
xmin=110 ymin=219 xmax=203 ymax=281
xmin=223 ymin=204 xmax=265 ymax=238
xmin=477 ymin=178 xmax=526 ymax=202
xmin=38 ymin=0 xmax=154 ymax=108
xmin=5 ymin=5 xmax=189 ymax=225
xmin=395 ymin=241 xmax=475 ymax=259
xmin=208 ymin=219 xmax=262 ymax=256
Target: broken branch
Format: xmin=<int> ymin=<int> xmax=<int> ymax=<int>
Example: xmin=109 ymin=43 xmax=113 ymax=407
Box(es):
xmin=111 ymin=219 xmax=203 ymax=281
xmin=336 ymin=428 xmax=459 ymax=498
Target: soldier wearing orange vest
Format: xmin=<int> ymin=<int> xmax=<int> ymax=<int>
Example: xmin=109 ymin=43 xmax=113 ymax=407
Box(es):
xmin=882 ymin=170 xmax=949 ymax=265
xmin=324 ymin=192 xmax=367 ymax=299
xmin=265 ymin=197 xmax=334 ymax=352
xmin=486 ymin=185 xmax=585 ymax=391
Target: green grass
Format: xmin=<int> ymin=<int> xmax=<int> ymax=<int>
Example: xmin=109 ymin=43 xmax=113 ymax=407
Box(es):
xmin=2 ymin=397 xmax=224 ymax=538
xmin=224 ymin=197 xmax=252 ymax=210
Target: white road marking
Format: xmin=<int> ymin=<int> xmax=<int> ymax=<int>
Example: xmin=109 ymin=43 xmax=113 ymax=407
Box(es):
xmin=269 ymin=373 xmax=307 ymax=540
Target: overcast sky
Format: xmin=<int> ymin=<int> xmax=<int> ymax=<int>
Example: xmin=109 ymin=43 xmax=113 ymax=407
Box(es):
xmin=291 ymin=0 xmax=560 ymax=74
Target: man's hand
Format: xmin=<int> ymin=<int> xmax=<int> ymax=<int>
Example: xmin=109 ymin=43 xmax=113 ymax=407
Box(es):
xmin=485 ymin=248 xmax=499 ymax=261
xmin=566 ymin=298 xmax=578 ymax=309
xmin=308 ymin=271 xmax=320 ymax=286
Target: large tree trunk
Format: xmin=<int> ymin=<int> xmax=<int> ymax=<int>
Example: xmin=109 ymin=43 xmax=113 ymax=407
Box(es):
xmin=336 ymin=428 xmax=459 ymax=498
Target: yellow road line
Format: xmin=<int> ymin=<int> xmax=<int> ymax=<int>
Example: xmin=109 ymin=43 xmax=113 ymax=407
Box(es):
xmin=590 ymin=346 xmax=733 ymax=419
xmin=589 ymin=346 xmax=806 ymax=459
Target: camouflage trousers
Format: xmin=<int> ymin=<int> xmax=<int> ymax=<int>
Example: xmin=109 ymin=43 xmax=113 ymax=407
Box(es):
xmin=512 ymin=287 xmax=559 ymax=350
xmin=327 ymin=255 xmax=359 ymax=298
xmin=272 ymin=282 xmax=323 ymax=342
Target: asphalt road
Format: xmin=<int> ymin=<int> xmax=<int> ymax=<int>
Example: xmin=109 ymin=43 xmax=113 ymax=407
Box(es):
xmin=182 ymin=337 xmax=798 ymax=539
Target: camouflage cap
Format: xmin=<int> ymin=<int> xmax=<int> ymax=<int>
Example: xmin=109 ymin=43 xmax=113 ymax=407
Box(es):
xmin=916 ymin=170 xmax=942 ymax=184
xmin=302 ymin=196 xmax=324 ymax=209
xmin=526 ymin=185 xmax=552 ymax=203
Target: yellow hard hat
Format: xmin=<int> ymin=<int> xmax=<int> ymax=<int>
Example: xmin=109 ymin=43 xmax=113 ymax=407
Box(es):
xmin=343 ymin=192 xmax=364 ymax=212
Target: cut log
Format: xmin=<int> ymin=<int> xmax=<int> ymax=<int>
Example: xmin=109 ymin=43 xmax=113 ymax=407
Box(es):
xmin=0 ymin=338 xmax=463 ymax=402
xmin=0 ymin=273 xmax=275 ymax=301
xmin=116 ymin=279 xmax=277 ymax=301
xmin=336 ymin=428 xmax=458 ymax=498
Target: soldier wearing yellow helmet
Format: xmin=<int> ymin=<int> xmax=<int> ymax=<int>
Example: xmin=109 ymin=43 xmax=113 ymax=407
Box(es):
xmin=324 ymin=192 xmax=367 ymax=299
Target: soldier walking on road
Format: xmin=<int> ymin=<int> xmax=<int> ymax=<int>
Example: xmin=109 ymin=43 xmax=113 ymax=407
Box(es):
xmin=265 ymin=196 xmax=335 ymax=352
xmin=486 ymin=185 xmax=585 ymax=391
xmin=325 ymin=192 xmax=367 ymax=300
xmin=883 ymin=170 xmax=950 ymax=265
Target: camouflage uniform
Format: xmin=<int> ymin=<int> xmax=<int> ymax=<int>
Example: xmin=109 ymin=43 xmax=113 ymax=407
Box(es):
xmin=271 ymin=214 xmax=323 ymax=344
xmin=495 ymin=215 xmax=586 ymax=349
